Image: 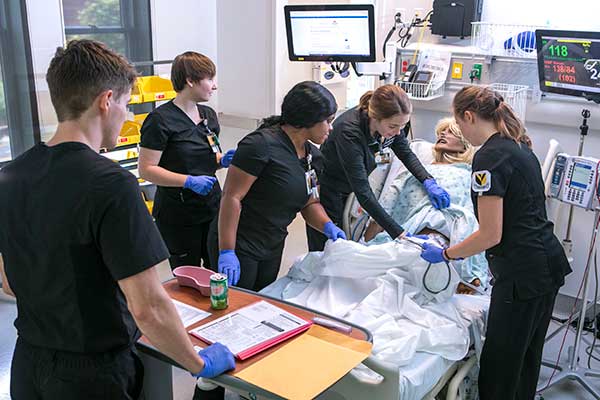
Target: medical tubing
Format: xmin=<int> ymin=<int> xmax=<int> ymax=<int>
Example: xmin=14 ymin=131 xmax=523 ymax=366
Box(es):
xmin=541 ymin=211 xmax=600 ymax=391
xmin=588 ymin=251 xmax=599 ymax=369
xmin=351 ymin=214 xmax=370 ymax=241
xmin=422 ymin=260 xmax=451 ymax=295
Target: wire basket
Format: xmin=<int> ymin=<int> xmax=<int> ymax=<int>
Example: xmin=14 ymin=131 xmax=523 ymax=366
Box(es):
xmin=471 ymin=22 xmax=544 ymax=58
xmin=488 ymin=83 xmax=529 ymax=121
xmin=400 ymin=80 xmax=444 ymax=101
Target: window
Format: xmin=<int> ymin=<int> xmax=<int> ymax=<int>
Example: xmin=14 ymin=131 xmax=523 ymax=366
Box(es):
xmin=62 ymin=0 xmax=152 ymax=64
xmin=0 ymin=0 xmax=40 ymax=165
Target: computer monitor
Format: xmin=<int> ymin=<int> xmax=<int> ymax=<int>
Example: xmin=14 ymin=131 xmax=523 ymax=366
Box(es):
xmin=536 ymin=29 xmax=600 ymax=100
xmin=284 ymin=4 xmax=376 ymax=62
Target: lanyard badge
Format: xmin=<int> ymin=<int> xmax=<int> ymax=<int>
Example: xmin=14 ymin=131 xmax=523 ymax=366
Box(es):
xmin=375 ymin=141 xmax=392 ymax=165
xmin=304 ymin=152 xmax=319 ymax=199
xmin=202 ymin=119 xmax=222 ymax=154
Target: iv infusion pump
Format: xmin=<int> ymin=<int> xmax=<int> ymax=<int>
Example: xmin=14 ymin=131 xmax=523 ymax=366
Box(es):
xmin=549 ymin=154 xmax=600 ymax=210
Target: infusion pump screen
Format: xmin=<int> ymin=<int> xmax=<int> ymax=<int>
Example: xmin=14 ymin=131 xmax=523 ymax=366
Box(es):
xmin=540 ymin=35 xmax=600 ymax=95
xmin=289 ymin=10 xmax=370 ymax=56
xmin=570 ymin=163 xmax=593 ymax=189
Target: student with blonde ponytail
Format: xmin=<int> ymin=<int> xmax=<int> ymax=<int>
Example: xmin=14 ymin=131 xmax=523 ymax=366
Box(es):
xmin=308 ymin=84 xmax=451 ymax=250
xmin=420 ymin=86 xmax=571 ymax=400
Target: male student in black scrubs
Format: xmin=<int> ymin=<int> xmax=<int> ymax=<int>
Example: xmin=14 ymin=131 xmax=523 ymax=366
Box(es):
xmin=421 ymin=86 xmax=571 ymax=400
xmin=0 ymin=40 xmax=234 ymax=399
xmin=139 ymin=52 xmax=235 ymax=270
xmin=209 ymin=81 xmax=346 ymax=291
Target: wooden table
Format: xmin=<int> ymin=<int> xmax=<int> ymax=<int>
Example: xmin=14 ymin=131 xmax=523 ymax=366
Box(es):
xmin=137 ymin=279 xmax=372 ymax=400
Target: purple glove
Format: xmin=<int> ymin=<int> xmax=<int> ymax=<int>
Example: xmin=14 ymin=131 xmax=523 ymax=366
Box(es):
xmin=220 ymin=149 xmax=236 ymax=168
xmin=194 ymin=343 xmax=236 ymax=378
xmin=423 ymin=178 xmax=450 ymax=209
xmin=420 ymin=242 xmax=447 ymax=264
xmin=323 ymin=221 xmax=346 ymax=241
xmin=184 ymin=175 xmax=216 ymax=195
xmin=218 ymin=250 xmax=240 ymax=286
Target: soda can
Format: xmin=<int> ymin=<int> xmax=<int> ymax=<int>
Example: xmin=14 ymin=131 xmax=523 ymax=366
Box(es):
xmin=210 ymin=273 xmax=228 ymax=310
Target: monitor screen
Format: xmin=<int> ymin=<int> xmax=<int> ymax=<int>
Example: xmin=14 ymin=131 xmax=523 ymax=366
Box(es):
xmin=570 ymin=162 xmax=593 ymax=189
xmin=284 ymin=4 xmax=375 ymax=62
xmin=536 ymin=29 xmax=600 ymax=99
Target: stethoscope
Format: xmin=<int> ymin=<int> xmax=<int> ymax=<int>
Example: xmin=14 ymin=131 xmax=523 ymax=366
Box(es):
xmin=400 ymin=236 xmax=487 ymax=296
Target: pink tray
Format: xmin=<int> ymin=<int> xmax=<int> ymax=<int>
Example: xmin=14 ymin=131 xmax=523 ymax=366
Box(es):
xmin=172 ymin=266 xmax=214 ymax=296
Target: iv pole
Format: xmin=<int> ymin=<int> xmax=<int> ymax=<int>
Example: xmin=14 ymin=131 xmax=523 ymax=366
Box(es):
xmin=538 ymin=106 xmax=600 ymax=399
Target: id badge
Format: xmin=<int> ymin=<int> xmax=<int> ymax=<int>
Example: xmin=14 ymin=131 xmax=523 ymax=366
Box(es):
xmin=206 ymin=134 xmax=222 ymax=154
xmin=375 ymin=149 xmax=392 ymax=165
xmin=305 ymin=169 xmax=319 ymax=199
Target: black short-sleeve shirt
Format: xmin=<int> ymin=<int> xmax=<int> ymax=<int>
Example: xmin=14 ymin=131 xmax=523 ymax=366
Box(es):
xmin=471 ymin=133 xmax=571 ymax=299
xmin=231 ymin=126 xmax=311 ymax=258
xmin=140 ymin=101 xmax=221 ymax=224
xmin=0 ymin=142 xmax=169 ymax=353
xmin=319 ymin=107 xmax=431 ymax=239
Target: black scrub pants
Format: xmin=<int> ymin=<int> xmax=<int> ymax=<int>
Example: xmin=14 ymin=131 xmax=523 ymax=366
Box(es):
xmin=155 ymin=218 xmax=213 ymax=269
xmin=10 ymin=338 xmax=144 ymax=400
xmin=478 ymin=286 xmax=558 ymax=400
xmin=307 ymin=185 xmax=349 ymax=252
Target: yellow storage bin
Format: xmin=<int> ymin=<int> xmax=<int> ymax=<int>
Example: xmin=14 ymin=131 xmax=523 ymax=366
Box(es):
xmin=129 ymin=81 xmax=143 ymax=104
xmin=116 ymin=120 xmax=141 ymax=147
xmin=133 ymin=113 xmax=148 ymax=125
xmin=138 ymin=76 xmax=176 ymax=103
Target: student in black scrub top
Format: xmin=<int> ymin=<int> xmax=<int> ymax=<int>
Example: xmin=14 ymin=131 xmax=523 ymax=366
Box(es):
xmin=139 ymin=52 xmax=235 ymax=270
xmin=0 ymin=40 xmax=234 ymax=400
xmin=420 ymin=86 xmax=571 ymax=400
xmin=307 ymin=84 xmax=452 ymax=251
xmin=208 ymin=81 xmax=346 ymax=291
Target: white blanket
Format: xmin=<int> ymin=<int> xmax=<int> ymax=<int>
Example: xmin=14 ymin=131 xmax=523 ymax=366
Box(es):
xmin=273 ymin=239 xmax=482 ymax=366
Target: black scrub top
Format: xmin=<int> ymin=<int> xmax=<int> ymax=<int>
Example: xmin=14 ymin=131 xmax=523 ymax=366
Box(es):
xmin=231 ymin=125 xmax=312 ymax=258
xmin=320 ymin=106 xmax=431 ymax=238
xmin=0 ymin=143 xmax=169 ymax=353
xmin=140 ymin=101 xmax=221 ymax=224
xmin=471 ymin=133 xmax=571 ymax=300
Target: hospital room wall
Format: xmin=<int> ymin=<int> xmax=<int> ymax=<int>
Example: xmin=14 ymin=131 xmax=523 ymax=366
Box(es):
xmin=408 ymin=96 xmax=600 ymax=299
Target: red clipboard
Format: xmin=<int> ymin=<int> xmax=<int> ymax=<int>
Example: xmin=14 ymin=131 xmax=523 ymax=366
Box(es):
xmin=189 ymin=301 xmax=313 ymax=360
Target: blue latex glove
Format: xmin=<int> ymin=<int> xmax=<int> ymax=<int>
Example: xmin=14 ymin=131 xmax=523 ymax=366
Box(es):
xmin=194 ymin=342 xmax=236 ymax=378
xmin=420 ymin=242 xmax=447 ymax=264
xmin=405 ymin=232 xmax=430 ymax=241
xmin=184 ymin=175 xmax=216 ymax=195
xmin=218 ymin=250 xmax=240 ymax=286
xmin=220 ymin=149 xmax=236 ymax=168
xmin=323 ymin=221 xmax=347 ymax=242
xmin=423 ymin=178 xmax=451 ymax=210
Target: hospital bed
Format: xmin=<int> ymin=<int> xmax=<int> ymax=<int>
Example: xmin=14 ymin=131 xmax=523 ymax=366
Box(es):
xmin=262 ymin=137 xmax=564 ymax=400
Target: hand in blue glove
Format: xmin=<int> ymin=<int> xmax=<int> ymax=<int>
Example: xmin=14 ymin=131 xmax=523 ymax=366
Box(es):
xmin=194 ymin=342 xmax=236 ymax=378
xmin=220 ymin=149 xmax=236 ymax=168
xmin=323 ymin=221 xmax=347 ymax=242
xmin=405 ymin=232 xmax=430 ymax=241
xmin=184 ymin=175 xmax=217 ymax=195
xmin=423 ymin=178 xmax=451 ymax=210
xmin=420 ymin=242 xmax=447 ymax=264
xmin=218 ymin=250 xmax=240 ymax=286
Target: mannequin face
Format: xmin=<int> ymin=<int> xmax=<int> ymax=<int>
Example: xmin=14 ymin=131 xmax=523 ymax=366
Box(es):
xmin=434 ymin=127 xmax=466 ymax=154
xmin=373 ymin=113 xmax=411 ymax=139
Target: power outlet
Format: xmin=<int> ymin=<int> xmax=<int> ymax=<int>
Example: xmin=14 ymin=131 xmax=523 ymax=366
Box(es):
xmin=472 ymin=63 xmax=483 ymax=80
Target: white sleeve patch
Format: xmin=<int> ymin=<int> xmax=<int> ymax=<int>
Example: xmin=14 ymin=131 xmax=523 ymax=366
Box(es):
xmin=472 ymin=170 xmax=491 ymax=193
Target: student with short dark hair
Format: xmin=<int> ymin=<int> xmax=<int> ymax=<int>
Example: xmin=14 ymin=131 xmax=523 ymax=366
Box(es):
xmin=0 ymin=40 xmax=234 ymax=400
xmin=139 ymin=51 xmax=235 ymax=270
xmin=208 ymin=81 xmax=346 ymax=291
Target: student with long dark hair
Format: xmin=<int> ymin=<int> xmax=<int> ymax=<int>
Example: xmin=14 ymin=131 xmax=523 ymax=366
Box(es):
xmin=208 ymin=81 xmax=345 ymax=291
xmin=420 ymin=86 xmax=571 ymax=400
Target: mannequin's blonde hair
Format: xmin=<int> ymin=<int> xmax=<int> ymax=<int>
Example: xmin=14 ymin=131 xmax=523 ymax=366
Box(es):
xmin=432 ymin=117 xmax=475 ymax=164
